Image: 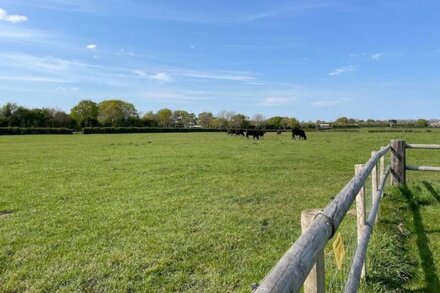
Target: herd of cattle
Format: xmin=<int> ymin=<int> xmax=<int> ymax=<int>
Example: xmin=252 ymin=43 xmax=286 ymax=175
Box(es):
xmin=227 ymin=128 xmax=307 ymax=140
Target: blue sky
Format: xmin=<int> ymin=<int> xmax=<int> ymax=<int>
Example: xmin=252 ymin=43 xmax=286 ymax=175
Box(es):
xmin=1 ymin=0 xmax=439 ymax=121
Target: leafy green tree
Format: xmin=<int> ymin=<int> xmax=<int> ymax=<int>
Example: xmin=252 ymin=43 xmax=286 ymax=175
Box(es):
xmin=70 ymin=100 xmax=99 ymax=127
xmin=142 ymin=111 xmax=158 ymax=127
xmin=0 ymin=103 xmax=18 ymax=126
xmin=98 ymin=100 xmax=138 ymax=126
xmin=30 ymin=108 xmax=52 ymax=127
xmin=266 ymin=116 xmax=283 ymax=128
xmin=415 ymin=119 xmax=428 ymax=127
xmin=335 ymin=116 xmax=349 ymax=125
xmin=48 ymin=109 xmax=75 ymax=128
xmin=172 ymin=110 xmax=195 ymax=127
xmin=156 ymin=108 xmax=173 ymax=127
xmin=0 ymin=103 xmax=18 ymax=118
xmin=230 ymin=113 xmax=250 ymax=129
xmin=210 ymin=117 xmax=224 ymax=129
xmin=198 ymin=112 xmax=213 ymax=128
xmin=8 ymin=107 xmax=31 ymax=127
xmin=288 ymin=117 xmax=300 ymax=128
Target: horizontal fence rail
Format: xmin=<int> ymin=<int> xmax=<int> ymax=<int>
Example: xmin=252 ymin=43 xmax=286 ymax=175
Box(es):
xmin=406 ymin=165 xmax=440 ymax=172
xmin=406 ymin=144 xmax=440 ymax=149
xmin=403 ymin=143 xmax=440 ymax=175
xmin=255 ymin=146 xmax=390 ymax=293
xmin=344 ymin=165 xmax=391 ymax=293
xmin=255 ymin=140 xmax=440 ymax=293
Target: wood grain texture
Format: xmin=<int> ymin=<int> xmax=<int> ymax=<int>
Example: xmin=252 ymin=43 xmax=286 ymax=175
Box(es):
xmin=391 ymin=140 xmax=406 ymax=186
xmin=255 ymin=146 xmax=390 ymax=293
xmin=301 ymin=209 xmax=325 ymax=293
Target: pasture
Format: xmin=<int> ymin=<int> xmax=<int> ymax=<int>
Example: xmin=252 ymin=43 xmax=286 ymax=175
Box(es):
xmin=1 ymin=131 xmax=440 ymax=292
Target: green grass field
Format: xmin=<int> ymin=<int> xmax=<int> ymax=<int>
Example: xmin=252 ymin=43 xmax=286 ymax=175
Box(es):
xmin=1 ymin=131 xmax=440 ymax=292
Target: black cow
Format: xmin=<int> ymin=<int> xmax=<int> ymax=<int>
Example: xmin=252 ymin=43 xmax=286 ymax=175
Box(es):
xmin=292 ymin=128 xmax=307 ymax=140
xmin=246 ymin=129 xmax=265 ymax=140
xmin=228 ymin=129 xmax=245 ymax=136
xmin=236 ymin=129 xmax=245 ymax=137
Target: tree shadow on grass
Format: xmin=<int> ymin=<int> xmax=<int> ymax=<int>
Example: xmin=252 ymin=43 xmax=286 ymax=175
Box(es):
xmin=422 ymin=181 xmax=440 ymax=203
xmin=401 ymin=185 xmax=440 ymax=292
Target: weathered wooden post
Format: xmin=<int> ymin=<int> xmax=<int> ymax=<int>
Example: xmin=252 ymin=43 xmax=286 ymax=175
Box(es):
xmin=301 ymin=209 xmax=325 ymax=293
xmin=354 ymin=164 xmax=366 ymax=278
xmin=371 ymin=151 xmax=378 ymax=206
xmin=380 ymin=147 xmax=385 ymax=180
xmin=374 ymin=146 xmax=386 ymax=224
xmin=390 ymin=140 xmax=406 ymax=186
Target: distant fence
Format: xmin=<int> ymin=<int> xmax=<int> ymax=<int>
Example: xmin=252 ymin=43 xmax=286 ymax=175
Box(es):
xmin=254 ymin=140 xmax=440 ymax=293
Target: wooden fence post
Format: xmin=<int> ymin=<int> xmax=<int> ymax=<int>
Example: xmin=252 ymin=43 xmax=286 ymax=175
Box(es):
xmin=371 ymin=151 xmax=378 ymax=206
xmin=391 ymin=140 xmax=406 ymax=186
xmin=380 ymin=147 xmax=385 ymax=181
xmin=354 ymin=165 xmax=366 ymax=278
xmin=375 ymin=147 xmax=386 ymax=223
xmin=301 ymin=209 xmax=325 ymax=293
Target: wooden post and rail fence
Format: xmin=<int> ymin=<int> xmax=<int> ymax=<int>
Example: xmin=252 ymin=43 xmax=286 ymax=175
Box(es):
xmin=254 ymin=139 xmax=440 ymax=293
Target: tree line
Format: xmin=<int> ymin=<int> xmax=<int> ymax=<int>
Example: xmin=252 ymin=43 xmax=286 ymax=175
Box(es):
xmin=0 ymin=100 xmax=301 ymax=130
xmin=0 ymin=99 xmax=431 ymax=130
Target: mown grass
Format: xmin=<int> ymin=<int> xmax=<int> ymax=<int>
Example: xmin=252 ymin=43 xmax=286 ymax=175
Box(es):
xmin=0 ymin=131 xmax=440 ymax=292
xmin=371 ymin=182 xmax=440 ymax=292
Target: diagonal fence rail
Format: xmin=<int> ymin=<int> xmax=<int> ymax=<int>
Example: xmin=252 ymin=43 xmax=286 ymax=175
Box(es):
xmin=255 ymin=140 xmax=440 ymax=293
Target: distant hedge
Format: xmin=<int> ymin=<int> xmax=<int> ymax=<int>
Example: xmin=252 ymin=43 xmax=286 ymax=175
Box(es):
xmin=367 ymin=129 xmax=418 ymax=133
xmin=319 ymin=129 xmax=361 ymax=133
xmin=0 ymin=127 xmax=73 ymax=135
xmin=82 ymin=127 xmax=227 ymax=134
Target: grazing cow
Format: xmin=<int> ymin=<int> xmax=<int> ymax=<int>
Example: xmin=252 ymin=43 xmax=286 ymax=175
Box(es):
xmin=237 ymin=129 xmax=245 ymax=137
xmin=228 ymin=129 xmax=245 ymax=136
xmin=292 ymin=128 xmax=307 ymax=140
xmin=246 ymin=129 xmax=257 ymax=139
xmin=246 ymin=129 xmax=265 ymax=140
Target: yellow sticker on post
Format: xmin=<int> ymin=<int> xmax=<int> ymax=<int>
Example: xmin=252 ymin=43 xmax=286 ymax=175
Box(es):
xmin=333 ymin=232 xmax=345 ymax=270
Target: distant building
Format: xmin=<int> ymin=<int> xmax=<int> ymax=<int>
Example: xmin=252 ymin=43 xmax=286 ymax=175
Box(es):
xmin=388 ymin=120 xmax=397 ymax=127
xmin=318 ymin=123 xmax=331 ymax=129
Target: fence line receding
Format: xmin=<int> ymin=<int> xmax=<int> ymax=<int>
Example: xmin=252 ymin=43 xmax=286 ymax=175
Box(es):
xmin=254 ymin=139 xmax=440 ymax=293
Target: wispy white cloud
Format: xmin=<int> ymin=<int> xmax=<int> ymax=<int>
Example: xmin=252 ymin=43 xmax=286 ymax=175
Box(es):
xmin=257 ymin=97 xmax=293 ymax=107
xmin=133 ymin=70 xmax=146 ymax=77
xmin=24 ymin=1 xmax=336 ymax=24
xmin=242 ymin=3 xmax=336 ymax=22
xmin=25 ymin=0 xmax=95 ymax=13
xmin=142 ymin=89 xmax=212 ymax=103
xmin=0 ymin=75 xmax=68 ymax=83
xmin=0 ymin=52 xmax=258 ymax=85
xmin=371 ymin=53 xmax=385 ymax=60
xmin=350 ymin=52 xmax=367 ymax=58
xmin=0 ymin=8 xmax=28 ymax=23
xmin=0 ymin=24 xmax=50 ymax=42
xmin=328 ymin=65 xmax=356 ymax=76
xmin=170 ymin=69 xmax=256 ymax=81
xmin=149 ymin=72 xmax=173 ymax=82
xmin=246 ymin=81 xmax=266 ymax=86
xmin=0 ymin=53 xmax=74 ymax=72
xmin=86 ymin=44 xmax=97 ymax=49
xmin=118 ymin=48 xmax=135 ymax=56
xmin=55 ymin=86 xmax=80 ymax=91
